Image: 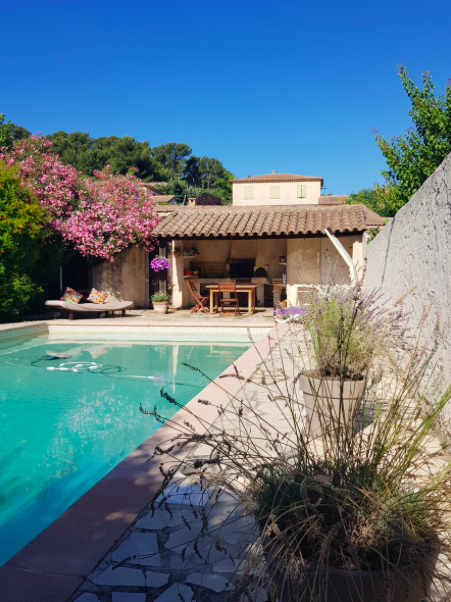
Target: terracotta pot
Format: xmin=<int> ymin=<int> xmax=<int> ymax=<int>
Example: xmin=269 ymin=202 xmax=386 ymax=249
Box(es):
xmin=267 ymin=561 xmax=435 ymax=602
xmin=299 ymin=375 xmax=365 ymax=439
xmin=152 ymin=301 xmax=169 ymax=314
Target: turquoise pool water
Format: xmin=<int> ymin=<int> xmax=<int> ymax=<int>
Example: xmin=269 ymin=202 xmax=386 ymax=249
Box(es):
xmin=0 ymin=335 xmax=247 ymax=566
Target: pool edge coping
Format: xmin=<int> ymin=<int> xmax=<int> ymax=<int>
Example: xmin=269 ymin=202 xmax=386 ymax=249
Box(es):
xmin=0 ymin=322 xmax=288 ymax=602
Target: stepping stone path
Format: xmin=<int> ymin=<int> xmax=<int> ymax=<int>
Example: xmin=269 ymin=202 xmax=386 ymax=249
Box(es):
xmin=185 ymin=573 xmax=234 ymax=593
xmin=71 ymin=478 xmax=266 ymax=601
xmin=71 ymin=469 xmax=267 ymax=602
xmin=112 ymin=594 xmax=147 ymax=602
xmin=74 ymin=595 xmax=100 ymax=602
xmin=69 ymin=344 xmax=297 ymax=602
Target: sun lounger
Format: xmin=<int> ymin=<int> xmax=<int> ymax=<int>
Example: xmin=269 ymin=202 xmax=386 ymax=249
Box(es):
xmin=45 ymin=300 xmax=134 ymax=320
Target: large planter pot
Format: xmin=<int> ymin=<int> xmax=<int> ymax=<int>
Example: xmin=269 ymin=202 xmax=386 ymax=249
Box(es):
xmin=152 ymin=301 xmax=169 ymax=314
xmin=267 ymin=561 xmax=435 ymax=602
xmin=299 ymin=375 xmax=365 ymax=439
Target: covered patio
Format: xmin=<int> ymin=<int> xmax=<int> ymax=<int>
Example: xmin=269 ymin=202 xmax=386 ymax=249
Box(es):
xmin=152 ymin=203 xmax=385 ymax=312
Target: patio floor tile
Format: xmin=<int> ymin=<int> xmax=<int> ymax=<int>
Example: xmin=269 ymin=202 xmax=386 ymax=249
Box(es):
xmin=185 ymin=572 xmax=234 ymax=593
xmin=112 ymin=532 xmax=160 ymax=567
xmin=145 ymin=571 xmax=170 ymax=587
xmin=112 ymin=593 xmax=146 ymax=602
xmin=92 ymin=567 xmax=145 ymax=586
xmin=154 ymin=583 xmax=193 ymax=602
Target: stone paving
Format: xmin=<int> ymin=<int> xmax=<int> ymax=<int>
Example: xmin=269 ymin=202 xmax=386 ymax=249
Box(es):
xmin=68 ymin=333 xmax=296 ymax=602
xmin=49 ymin=307 xmax=275 ymax=326
xmin=69 ymin=470 xmax=267 ymax=602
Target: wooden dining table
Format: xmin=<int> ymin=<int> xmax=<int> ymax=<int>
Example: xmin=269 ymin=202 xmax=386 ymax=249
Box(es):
xmin=205 ymin=283 xmax=258 ymax=315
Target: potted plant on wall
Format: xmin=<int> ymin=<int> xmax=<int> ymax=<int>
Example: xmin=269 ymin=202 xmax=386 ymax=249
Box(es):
xmin=151 ymin=290 xmax=169 ymax=314
xmin=149 ymin=285 xmax=451 ymax=602
xmin=299 ymin=285 xmax=383 ymax=441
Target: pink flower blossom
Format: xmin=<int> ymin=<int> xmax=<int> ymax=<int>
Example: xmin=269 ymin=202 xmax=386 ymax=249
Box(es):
xmin=2 ymin=136 xmax=160 ymax=261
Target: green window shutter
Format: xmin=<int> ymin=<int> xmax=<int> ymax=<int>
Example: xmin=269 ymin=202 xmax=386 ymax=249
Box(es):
xmin=270 ymin=186 xmax=280 ymax=199
xmin=244 ymin=186 xmax=254 ymax=200
xmin=297 ymin=184 xmax=307 ymax=198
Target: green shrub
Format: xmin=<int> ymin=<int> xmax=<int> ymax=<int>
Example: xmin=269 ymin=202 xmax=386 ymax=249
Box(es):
xmin=0 ymin=163 xmax=61 ymax=321
xmin=151 ymin=290 xmax=169 ymax=302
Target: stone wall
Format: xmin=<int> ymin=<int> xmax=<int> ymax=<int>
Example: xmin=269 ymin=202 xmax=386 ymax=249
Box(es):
xmin=364 ymin=152 xmax=451 ymax=417
xmin=92 ymin=246 xmax=147 ymax=307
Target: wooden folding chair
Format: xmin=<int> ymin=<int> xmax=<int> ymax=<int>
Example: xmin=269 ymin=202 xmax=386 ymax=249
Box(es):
xmin=186 ymin=280 xmax=209 ymax=314
xmin=218 ymin=283 xmax=240 ymax=316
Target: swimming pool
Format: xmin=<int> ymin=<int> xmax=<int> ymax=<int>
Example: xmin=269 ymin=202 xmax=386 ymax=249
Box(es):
xmin=0 ymin=335 xmax=247 ymax=566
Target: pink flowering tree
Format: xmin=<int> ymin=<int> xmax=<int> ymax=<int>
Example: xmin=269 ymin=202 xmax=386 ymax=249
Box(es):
xmin=58 ymin=167 xmax=159 ymax=261
xmin=2 ymin=136 xmax=81 ymax=219
xmin=1 ymin=136 xmax=160 ymax=262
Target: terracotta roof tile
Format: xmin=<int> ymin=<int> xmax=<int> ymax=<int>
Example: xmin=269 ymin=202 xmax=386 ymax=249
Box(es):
xmin=318 ymin=195 xmax=349 ymax=205
xmin=154 ymin=205 xmax=385 ymax=238
xmin=231 ymin=173 xmax=324 ymax=185
xmin=154 ymin=195 xmax=175 ymax=204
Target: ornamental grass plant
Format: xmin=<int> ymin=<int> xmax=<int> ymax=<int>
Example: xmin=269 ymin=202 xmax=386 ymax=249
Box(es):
xmin=143 ymin=283 xmax=451 ymax=602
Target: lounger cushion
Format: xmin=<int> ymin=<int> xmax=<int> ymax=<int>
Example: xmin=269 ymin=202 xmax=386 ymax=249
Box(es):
xmin=60 ymin=287 xmax=82 ymax=303
xmin=87 ymin=288 xmax=108 ymax=304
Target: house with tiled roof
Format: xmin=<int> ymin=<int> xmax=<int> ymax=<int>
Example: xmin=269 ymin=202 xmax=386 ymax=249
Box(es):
xmin=139 ymin=183 xmax=176 ymax=205
xmin=93 ymin=171 xmax=385 ymax=309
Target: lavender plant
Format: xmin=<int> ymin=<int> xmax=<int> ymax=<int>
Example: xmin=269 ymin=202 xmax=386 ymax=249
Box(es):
xmin=302 ymin=285 xmax=407 ymax=379
xmin=137 ymin=286 xmax=451 ymax=602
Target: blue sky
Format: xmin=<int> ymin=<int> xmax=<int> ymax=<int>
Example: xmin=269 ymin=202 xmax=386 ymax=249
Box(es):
xmin=2 ymin=0 xmax=450 ymax=194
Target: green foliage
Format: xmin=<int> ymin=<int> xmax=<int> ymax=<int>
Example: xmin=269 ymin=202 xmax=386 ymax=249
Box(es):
xmin=48 ymin=131 xmax=166 ymax=181
xmin=155 ymin=179 xmax=187 ymax=204
xmin=345 ymin=188 xmax=391 ymax=217
xmin=0 ymin=164 xmax=61 ymax=320
xmin=48 ymin=131 xmax=97 ymax=175
xmin=8 ymin=123 xmax=31 ymax=141
xmin=374 ymin=65 xmax=451 ymax=214
xmin=45 ymin=130 xmax=234 ymax=202
xmin=151 ymin=290 xmax=169 ymax=302
xmin=9 ymin=119 xmax=234 ymax=203
xmin=151 ymin=142 xmax=192 ymax=179
xmin=183 ymin=155 xmax=201 ymax=187
xmin=0 ymin=114 xmax=13 ymax=151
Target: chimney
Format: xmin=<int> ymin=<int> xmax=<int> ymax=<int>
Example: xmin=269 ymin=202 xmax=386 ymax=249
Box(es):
xmin=187 ymin=198 xmax=196 ymax=206
xmin=272 ymin=170 xmax=276 ymax=174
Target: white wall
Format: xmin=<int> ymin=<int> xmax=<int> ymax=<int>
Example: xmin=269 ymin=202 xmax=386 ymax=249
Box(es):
xmin=320 ymin=236 xmax=354 ymax=285
xmin=232 ymin=180 xmax=321 ymax=206
xmin=364 ymin=152 xmax=451 ymax=423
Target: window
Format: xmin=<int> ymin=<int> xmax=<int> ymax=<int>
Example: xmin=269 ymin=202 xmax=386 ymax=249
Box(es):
xmin=297 ymin=184 xmax=307 ymax=198
xmin=270 ymin=186 xmax=280 ymax=199
xmin=244 ymin=186 xmax=254 ymax=200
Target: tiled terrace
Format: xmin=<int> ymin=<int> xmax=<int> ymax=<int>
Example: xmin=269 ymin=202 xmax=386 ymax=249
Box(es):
xmin=50 ymin=307 xmax=275 ymax=326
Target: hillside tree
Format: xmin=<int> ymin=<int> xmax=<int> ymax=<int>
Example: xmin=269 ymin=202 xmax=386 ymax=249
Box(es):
xmin=374 ymin=65 xmax=451 ymax=215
